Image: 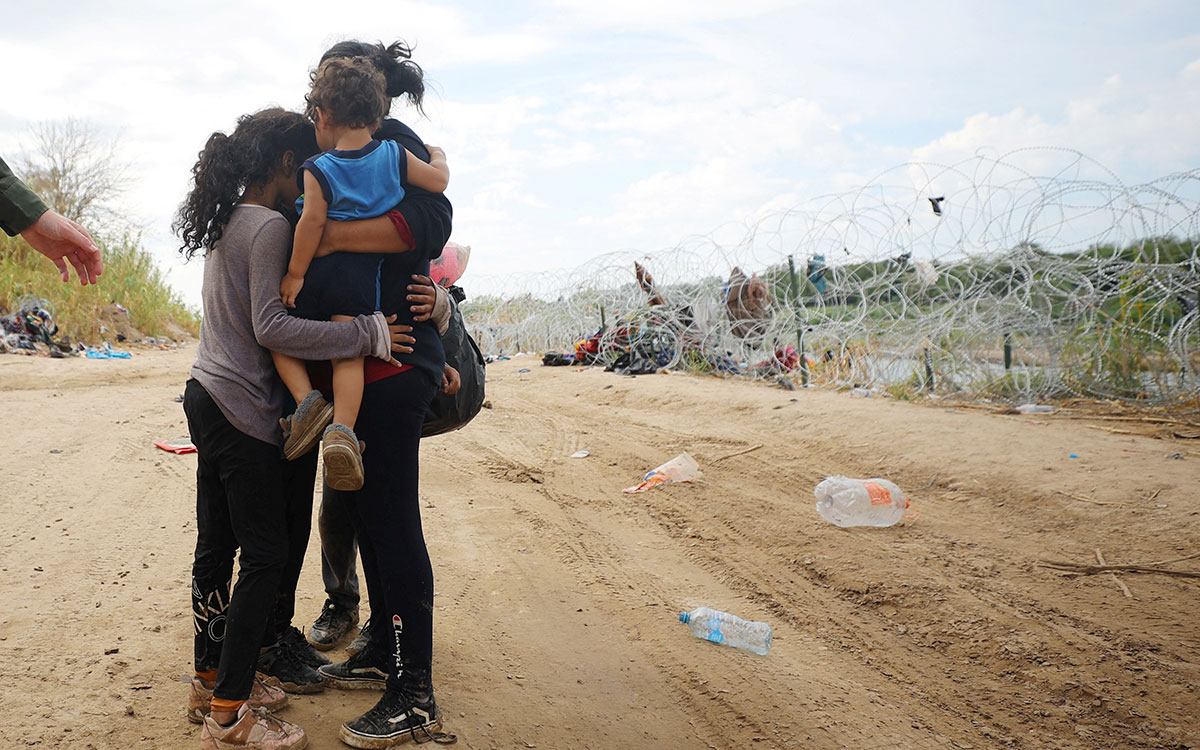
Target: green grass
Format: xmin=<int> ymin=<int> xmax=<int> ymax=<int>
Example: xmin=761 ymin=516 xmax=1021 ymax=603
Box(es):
xmin=978 ymin=370 xmax=1072 ymax=400
xmin=0 ymin=233 xmax=198 ymax=344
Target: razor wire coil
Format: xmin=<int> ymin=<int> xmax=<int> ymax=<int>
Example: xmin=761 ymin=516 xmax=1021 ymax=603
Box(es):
xmin=460 ymin=149 xmax=1200 ymax=412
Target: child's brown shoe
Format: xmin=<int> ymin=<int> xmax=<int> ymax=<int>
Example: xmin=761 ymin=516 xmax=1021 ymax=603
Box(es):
xmin=322 ymin=424 xmax=366 ymax=491
xmin=281 ymin=391 xmax=333 ymax=460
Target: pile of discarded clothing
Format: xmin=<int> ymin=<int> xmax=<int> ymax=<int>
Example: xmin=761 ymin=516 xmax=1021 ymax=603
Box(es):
xmin=541 ymin=325 xmax=679 ymax=376
xmin=0 ymin=298 xmax=80 ymax=357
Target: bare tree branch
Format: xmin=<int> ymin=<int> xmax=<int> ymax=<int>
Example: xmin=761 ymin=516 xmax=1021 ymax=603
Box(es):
xmin=18 ymin=118 xmax=130 ymax=231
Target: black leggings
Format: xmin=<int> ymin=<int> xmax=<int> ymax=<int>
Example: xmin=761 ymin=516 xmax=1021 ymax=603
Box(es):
xmin=324 ymin=369 xmax=438 ymax=692
xmin=269 ymin=431 xmax=319 ymax=643
xmin=185 ymin=379 xmax=304 ymax=701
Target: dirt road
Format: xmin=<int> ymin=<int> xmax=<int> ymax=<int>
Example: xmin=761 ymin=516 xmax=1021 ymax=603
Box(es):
xmin=0 ymin=348 xmax=1196 ymax=749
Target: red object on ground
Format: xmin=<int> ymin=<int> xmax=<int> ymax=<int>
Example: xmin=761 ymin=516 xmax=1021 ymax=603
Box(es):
xmin=154 ymin=438 xmax=197 ymax=454
xmin=753 ymin=346 xmax=800 ymax=372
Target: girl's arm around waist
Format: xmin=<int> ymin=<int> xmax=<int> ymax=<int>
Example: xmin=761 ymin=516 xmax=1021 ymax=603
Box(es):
xmin=248 ymin=215 xmax=405 ymax=360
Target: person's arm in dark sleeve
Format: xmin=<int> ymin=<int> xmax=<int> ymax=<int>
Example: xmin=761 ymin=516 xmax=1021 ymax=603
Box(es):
xmin=0 ymin=156 xmax=49 ymax=236
xmin=374 ymin=119 xmax=453 ymax=258
xmin=394 ymin=191 xmax=453 ymax=259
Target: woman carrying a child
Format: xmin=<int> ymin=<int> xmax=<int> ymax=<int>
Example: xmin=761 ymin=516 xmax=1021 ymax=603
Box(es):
xmin=178 ymin=41 xmax=457 ymax=750
xmin=271 ymin=54 xmax=449 ymax=493
xmin=277 ymin=48 xmax=457 ymax=749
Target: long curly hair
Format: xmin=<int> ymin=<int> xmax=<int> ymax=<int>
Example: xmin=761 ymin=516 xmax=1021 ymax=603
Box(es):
xmin=173 ymin=108 xmax=318 ymax=259
xmin=320 ymin=40 xmax=427 ymax=115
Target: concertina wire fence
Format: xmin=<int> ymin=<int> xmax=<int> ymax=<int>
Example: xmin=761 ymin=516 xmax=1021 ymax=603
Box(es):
xmin=459 ymin=149 xmax=1200 ymax=413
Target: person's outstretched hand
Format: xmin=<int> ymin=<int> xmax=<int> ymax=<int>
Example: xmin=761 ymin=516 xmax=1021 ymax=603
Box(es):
xmin=21 ymin=210 xmax=103 ymax=285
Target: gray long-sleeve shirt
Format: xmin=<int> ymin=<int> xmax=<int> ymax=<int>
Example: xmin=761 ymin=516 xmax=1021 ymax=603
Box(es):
xmin=190 ymin=204 xmax=382 ymax=446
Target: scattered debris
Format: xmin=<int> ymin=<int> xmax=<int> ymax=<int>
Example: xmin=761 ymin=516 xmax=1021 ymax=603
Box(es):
xmin=86 ymin=342 xmax=132 ymax=359
xmin=814 ymin=476 xmax=912 ymax=527
xmin=623 ymin=452 xmax=701 ymax=494
xmin=713 ymin=444 xmax=762 ymax=462
xmin=0 ymin=297 xmax=78 ymax=357
xmin=154 ymin=438 xmax=197 ymax=455
xmin=1041 ymin=552 xmax=1200 ymax=582
xmin=1016 ymin=404 xmax=1054 ymax=414
xmin=1095 ymin=548 xmax=1133 ymax=598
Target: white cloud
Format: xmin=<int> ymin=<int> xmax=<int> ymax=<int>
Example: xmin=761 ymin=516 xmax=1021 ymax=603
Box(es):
xmin=544 ymin=0 xmax=794 ymax=26
xmin=912 ymin=56 xmax=1200 ymax=180
xmin=4 ymin=1 xmax=1200 ymax=309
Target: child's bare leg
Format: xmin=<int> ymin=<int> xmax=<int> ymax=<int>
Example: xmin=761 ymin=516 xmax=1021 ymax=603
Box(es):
xmin=271 ymin=350 xmax=314 ymax=404
xmin=330 ymin=357 xmax=364 ymax=428
xmin=274 ymin=350 xmax=332 ymax=460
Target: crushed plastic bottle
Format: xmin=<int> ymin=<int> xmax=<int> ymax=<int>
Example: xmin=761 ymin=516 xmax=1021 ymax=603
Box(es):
xmin=849 ymin=387 xmax=871 ymax=398
xmin=814 ymin=476 xmax=910 ymax=527
xmin=679 ymin=607 xmax=772 ymax=655
xmin=1015 ymin=403 xmax=1054 ymax=414
xmin=623 ymin=452 xmax=701 ymax=494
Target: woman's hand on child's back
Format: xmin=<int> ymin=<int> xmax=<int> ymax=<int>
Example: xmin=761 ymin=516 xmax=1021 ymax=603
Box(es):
xmin=407 ymin=274 xmax=438 ymax=321
xmin=281 ymin=273 xmax=305 ymax=308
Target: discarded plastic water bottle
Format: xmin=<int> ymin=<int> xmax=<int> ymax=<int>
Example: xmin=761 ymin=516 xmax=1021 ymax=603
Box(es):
xmin=678 ymin=607 xmax=772 ymax=655
xmin=814 ymin=476 xmax=910 ymax=527
xmin=1015 ymin=403 xmax=1054 ymax=414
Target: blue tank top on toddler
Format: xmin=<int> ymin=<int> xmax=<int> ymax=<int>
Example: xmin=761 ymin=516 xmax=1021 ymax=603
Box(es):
xmin=290 ymin=140 xmax=409 ymax=320
xmin=295 ymin=139 xmax=407 ymax=219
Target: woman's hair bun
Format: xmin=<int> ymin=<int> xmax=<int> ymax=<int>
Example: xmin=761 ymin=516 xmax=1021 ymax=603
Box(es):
xmin=321 ymin=39 xmax=426 ymax=114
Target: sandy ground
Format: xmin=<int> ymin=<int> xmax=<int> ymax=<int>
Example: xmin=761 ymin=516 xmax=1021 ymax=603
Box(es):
xmin=0 ymin=346 xmax=1198 ymax=750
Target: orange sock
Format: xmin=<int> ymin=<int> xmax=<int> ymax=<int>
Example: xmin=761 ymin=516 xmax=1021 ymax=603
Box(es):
xmin=195 ymin=670 xmax=218 ymax=683
xmin=210 ymin=697 xmax=245 ymax=717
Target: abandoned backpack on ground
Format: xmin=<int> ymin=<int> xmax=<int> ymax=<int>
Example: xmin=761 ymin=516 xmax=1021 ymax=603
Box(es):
xmin=422 ymin=287 xmax=486 ymax=437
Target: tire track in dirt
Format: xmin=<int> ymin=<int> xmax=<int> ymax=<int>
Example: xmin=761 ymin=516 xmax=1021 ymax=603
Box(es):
xmin=478 ymin=371 xmax=1198 ymax=749
xmin=3 ymin=351 xmax=1196 ymax=749
xmin=612 ymin=436 xmax=1196 ymax=749
xmin=448 ymin=393 xmax=962 ymax=748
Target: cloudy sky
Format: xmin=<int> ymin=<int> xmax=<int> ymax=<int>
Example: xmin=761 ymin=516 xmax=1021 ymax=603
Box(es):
xmin=2 ymin=1 xmax=1199 ymax=306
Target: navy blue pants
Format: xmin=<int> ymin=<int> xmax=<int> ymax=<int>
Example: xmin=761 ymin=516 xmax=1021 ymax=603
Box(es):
xmin=323 ymin=369 xmax=438 ymax=692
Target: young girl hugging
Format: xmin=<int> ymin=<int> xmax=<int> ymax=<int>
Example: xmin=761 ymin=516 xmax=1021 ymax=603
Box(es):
xmin=272 ymin=55 xmax=449 ymax=490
